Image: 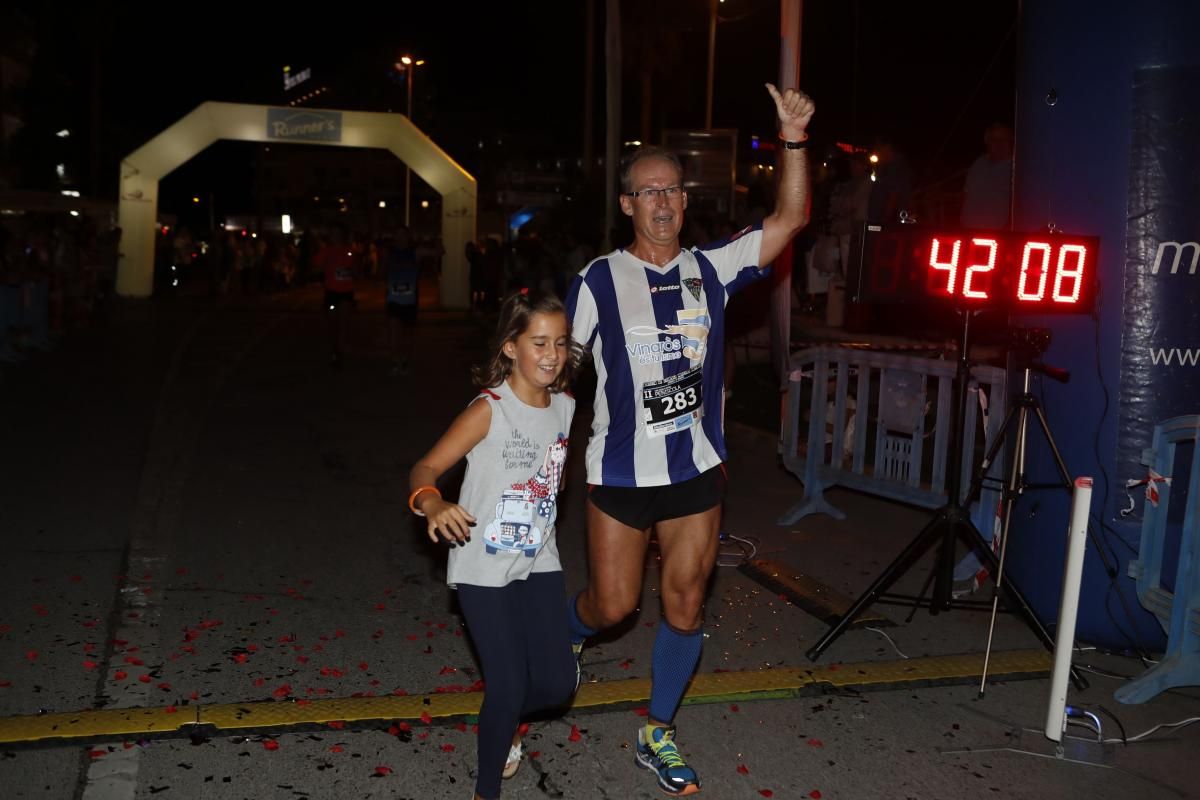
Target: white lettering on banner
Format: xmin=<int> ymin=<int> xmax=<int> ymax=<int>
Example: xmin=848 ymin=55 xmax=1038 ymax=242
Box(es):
xmin=1149 ymin=347 xmax=1200 ymax=366
xmin=1151 ymin=241 xmax=1200 ymax=275
xmin=272 ymin=119 xmax=336 ymax=137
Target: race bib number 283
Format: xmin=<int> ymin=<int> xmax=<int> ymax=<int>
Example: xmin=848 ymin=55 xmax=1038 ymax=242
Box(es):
xmin=642 ymin=366 xmax=703 ymax=437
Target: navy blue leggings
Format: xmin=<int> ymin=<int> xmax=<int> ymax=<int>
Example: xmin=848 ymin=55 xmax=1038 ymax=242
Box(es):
xmin=457 ymin=571 xmax=576 ymax=799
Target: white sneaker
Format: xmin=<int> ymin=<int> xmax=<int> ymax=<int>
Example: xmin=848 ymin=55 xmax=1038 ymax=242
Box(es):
xmin=502 ymin=740 xmax=522 ymax=779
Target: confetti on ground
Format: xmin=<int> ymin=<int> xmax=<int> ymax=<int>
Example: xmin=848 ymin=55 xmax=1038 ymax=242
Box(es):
xmin=568 ymin=725 xmax=582 ymax=742
xmin=738 ymin=765 xmax=750 ymax=775
xmin=807 ymin=738 xmax=824 ymax=748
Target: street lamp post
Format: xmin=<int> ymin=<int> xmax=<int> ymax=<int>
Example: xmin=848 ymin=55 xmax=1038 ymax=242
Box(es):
xmin=396 ymin=55 xmax=426 ymax=227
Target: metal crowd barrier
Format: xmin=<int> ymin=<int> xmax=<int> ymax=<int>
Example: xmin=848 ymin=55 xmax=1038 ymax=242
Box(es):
xmin=1117 ymin=415 xmax=1200 ymax=703
xmin=778 ymin=345 xmax=1007 ymax=535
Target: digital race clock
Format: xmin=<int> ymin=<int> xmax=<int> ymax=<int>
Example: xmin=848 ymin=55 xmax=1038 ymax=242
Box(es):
xmin=847 ymin=226 xmax=1100 ymax=314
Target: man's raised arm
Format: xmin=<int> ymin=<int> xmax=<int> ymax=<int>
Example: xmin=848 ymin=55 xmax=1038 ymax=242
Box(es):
xmin=759 ymin=83 xmax=815 ymax=266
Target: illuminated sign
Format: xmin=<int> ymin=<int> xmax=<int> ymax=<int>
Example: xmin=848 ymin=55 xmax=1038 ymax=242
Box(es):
xmin=847 ymin=226 xmax=1099 ymax=314
xmin=283 ymin=67 xmax=311 ymax=92
xmin=266 ymin=108 xmax=342 ymax=143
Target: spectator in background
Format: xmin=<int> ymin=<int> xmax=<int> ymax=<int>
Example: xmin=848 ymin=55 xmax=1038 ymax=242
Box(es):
xmin=960 ymin=122 xmax=1014 ymax=230
xmin=866 ymin=136 xmax=914 ymax=225
xmin=384 ymin=227 xmax=420 ymax=376
xmin=315 ymin=227 xmax=356 ymax=368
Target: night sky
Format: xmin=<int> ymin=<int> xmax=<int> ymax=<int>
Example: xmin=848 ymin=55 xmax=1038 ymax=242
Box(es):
xmin=22 ymin=1 xmax=1018 ymax=211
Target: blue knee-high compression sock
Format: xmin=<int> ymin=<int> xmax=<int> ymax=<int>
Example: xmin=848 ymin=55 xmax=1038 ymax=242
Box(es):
xmin=649 ymin=621 xmax=703 ymax=724
xmin=566 ymin=592 xmax=597 ymax=645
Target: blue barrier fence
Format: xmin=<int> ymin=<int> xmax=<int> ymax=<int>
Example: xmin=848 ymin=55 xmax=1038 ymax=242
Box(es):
xmin=1117 ymin=415 xmax=1200 ymax=703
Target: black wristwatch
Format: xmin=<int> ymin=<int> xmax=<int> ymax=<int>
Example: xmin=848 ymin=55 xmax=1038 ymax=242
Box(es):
xmin=781 ymin=138 xmax=809 ymax=150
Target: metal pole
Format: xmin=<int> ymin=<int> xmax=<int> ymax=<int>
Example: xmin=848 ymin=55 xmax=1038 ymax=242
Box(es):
xmin=705 ymin=0 xmax=717 ymax=129
xmin=405 ymin=68 xmax=413 ymax=228
xmin=770 ymin=0 xmax=802 ymax=384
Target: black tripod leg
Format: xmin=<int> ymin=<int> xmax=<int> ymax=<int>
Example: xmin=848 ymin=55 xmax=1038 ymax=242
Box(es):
xmin=964 ymin=401 xmax=1019 ymax=507
xmin=906 ymin=568 xmax=937 ymax=624
xmin=967 ymin=522 xmax=1089 ymax=690
xmin=807 ymin=508 xmax=953 ymax=661
xmin=1032 ymin=404 xmax=1072 ymax=486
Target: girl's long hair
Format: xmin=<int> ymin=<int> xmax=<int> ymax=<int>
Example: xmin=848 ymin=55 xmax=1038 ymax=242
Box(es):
xmin=472 ymin=290 xmax=583 ymax=393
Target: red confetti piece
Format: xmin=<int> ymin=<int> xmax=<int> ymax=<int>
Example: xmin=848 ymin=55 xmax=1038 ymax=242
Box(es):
xmin=809 ymin=791 xmax=823 ymax=799
xmin=272 ymin=684 xmax=292 ymax=698
xmin=391 ymin=688 xmax=408 ymax=696
xmin=254 ymin=678 xmax=265 ymax=687
xmin=175 ymin=567 xmax=188 ymax=576
xmin=263 ymin=739 xmax=279 ymax=751
xmin=83 ymin=643 xmax=96 ymax=653
xmin=471 ymin=724 xmax=479 ymax=735
xmin=82 ymin=660 xmax=97 ymax=671
xmin=619 ymin=659 xmax=633 ymax=669
xmin=454 ymin=722 xmax=467 ymax=733
xmin=70 ymin=575 xmax=83 ymax=583
xmin=758 ymin=791 xmax=774 ymax=798
xmin=419 ymin=711 xmax=432 ymax=725
xmin=529 ymin=750 xmax=540 ymax=758
xmin=246 ymin=644 xmax=259 ymax=652
xmin=806 ymin=738 xmax=824 ymax=748
xmin=633 ymin=706 xmax=649 ymax=717
xmin=730 ymin=704 xmax=740 ymax=712
xmin=330 ymin=745 xmax=344 ymax=753
xmin=441 ymin=744 xmax=455 ymax=752
xmin=157 ymin=682 xmax=171 ymax=691
xmin=82 ymin=619 xmax=99 ymax=629
xmin=123 ymin=656 xmax=144 ymax=666
xmin=24 ymin=650 xmax=38 ymax=662
xmin=358 ymin=662 xmax=369 ymax=672
xmin=518 ymin=723 xmax=530 ymax=736
xmin=327 ymin=720 xmax=346 ymax=730
xmin=189 ymin=691 xmax=199 ymax=700
xmin=398 ymin=722 xmax=412 ymax=732
xmin=737 ymin=765 xmax=750 ymax=775
xmin=438 ymin=665 xmax=457 ymax=675
xmin=165 ymin=706 xmax=178 ymax=714
xmin=138 ymin=674 xmax=152 ymax=683
xmin=32 ymin=604 xmax=49 ymax=616
xmin=374 ymin=766 xmax=392 ymax=776
xmin=233 ymin=653 xmax=248 ymax=664
xmin=113 ymin=670 xmax=128 ymax=681
xmin=296 ymin=655 xmax=309 ymax=665
xmin=374 ymin=603 xmax=387 ymax=611
xmin=89 ymin=750 xmax=107 ymax=759
xmin=0 ymin=681 xmax=11 ymax=688
xmin=371 ymin=629 xmax=385 ymax=640
xmin=568 ymin=725 xmax=582 ymax=742
xmin=334 ymin=629 xmax=346 ymax=638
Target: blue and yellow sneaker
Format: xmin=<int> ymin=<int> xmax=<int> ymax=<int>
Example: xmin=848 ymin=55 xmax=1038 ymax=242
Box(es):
xmin=635 ymin=724 xmax=701 ymax=796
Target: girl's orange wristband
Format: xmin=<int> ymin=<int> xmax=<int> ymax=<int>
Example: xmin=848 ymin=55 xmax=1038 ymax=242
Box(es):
xmin=409 ymin=486 xmax=441 ymax=516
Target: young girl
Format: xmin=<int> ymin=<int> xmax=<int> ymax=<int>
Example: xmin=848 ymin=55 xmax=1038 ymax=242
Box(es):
xmin=409 ymin=291 xmax=579 ymax=800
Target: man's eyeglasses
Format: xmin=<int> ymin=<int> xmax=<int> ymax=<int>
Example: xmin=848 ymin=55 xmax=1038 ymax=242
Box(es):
xmin=623 ymin=185 xmax=683 ymax=202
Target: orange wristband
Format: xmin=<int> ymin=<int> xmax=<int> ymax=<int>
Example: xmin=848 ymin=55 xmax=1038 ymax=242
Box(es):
xmin=408 ymin=486 xmax=441 ymax=516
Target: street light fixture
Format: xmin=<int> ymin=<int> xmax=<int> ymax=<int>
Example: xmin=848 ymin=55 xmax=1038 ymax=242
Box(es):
xmin=396 ymin=54 xmax=427 ymax=226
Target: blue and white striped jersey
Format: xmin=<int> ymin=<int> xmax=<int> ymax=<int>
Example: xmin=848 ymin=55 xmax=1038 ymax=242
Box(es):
xmin=565 ymin=224 xmax=767 ymax=487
